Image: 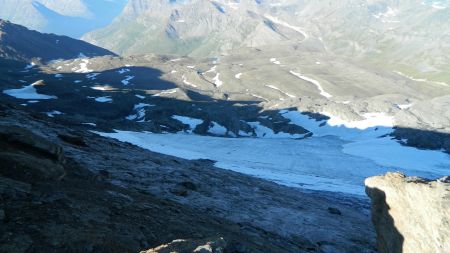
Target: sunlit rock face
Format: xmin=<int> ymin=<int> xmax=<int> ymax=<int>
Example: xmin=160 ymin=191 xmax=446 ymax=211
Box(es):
xmin=365 ymin=172 xmax=450 ymax=253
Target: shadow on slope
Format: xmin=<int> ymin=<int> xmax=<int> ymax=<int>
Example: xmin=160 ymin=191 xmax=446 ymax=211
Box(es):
xmin=0 ymin=19 xmax=115 ymax=62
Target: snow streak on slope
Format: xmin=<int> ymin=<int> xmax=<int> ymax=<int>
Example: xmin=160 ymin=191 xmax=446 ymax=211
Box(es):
xmin=290 ymin=71 xmax=332 ymax=98
xmin=264 ymin=15 xmax=308 ymax=39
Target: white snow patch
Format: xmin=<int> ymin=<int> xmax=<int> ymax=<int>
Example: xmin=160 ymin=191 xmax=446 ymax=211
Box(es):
xmin=126 ymin=103 xmax=154 ymax=121
xmin=24 ymin=62 xmax=36 ymax=70
xmin=86 ymin=73 xmax=100 ymax=80
xmin=397 ymin=103 xmax=413 ymax=110
xmin=54 ymin=74 xmax=63 ymax=78
xmin=135 ymin=94 xmax=146 ymax=99
xmin=270 ymin=58 xmax=281 ymax=65
xmin=117 ymin=68 xmax=130 ymax=74
xmin=82 ymin=123 xmax=97 ymax=127
xmin=212 ymin=73 xmax=223 ymax=87
xmin=172 ymin=115 xmax=203 ymax=133
xmin=3 ymin=81 xmax=57 ymax=100
xmin=325 ymin=112 xmax=394 ymax=130
xmin=121 ymin=76 xmax=135 ymax=86
xmin=94 ymin=96 xmax=113 ymax=103
xmin=46 ymin=110 xmax=63 ymax=117
xmin=153 ymin=88 xmax=179 ymax=97
xmin=248 ymin=122 xmax=306 ymax=139
xmin=91 ymin=85 xmax=114 ymax=91
xmin=75 ymin=59 xmax=93 ymax=73
xmin=235 ymin=73 xmax=242 ymax=79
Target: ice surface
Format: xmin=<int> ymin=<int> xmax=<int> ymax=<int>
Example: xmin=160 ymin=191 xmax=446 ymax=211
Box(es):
xmin=95 ymin=110 xmax=450 ymax=196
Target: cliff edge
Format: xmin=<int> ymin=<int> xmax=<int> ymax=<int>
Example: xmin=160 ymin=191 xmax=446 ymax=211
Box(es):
xmin=365 ymin=172 xmax=450 ymax=253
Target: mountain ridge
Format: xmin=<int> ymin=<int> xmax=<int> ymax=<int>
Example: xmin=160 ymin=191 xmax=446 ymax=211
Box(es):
xmin=0 ymin=19 xmax=115 ymax=62
xmin=0 ymin=0 xmax=127 ymax=38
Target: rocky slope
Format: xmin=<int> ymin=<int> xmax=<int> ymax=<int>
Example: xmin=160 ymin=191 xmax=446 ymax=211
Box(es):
xmin=0 ymin=19 xmax=115 ymax=62
xmin=365 ymin=172 xmax=450 ymax=253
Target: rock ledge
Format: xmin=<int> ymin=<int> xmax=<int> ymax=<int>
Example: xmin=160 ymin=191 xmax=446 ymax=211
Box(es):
xmin=365 ymin=172 xmax=450 ymax=253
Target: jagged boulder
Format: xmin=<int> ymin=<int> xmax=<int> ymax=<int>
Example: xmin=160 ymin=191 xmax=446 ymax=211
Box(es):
xmin=0 ymin=125 xmax=66 ymax=182
xmin=365 ymin=172 xmax=450 ymax=253
xmin=140 ymin=237 xmax=227 ymax=253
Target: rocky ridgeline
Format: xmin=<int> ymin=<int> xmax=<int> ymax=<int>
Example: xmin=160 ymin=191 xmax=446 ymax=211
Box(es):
xmin=365 ymin=172 xmax=450 ymax=253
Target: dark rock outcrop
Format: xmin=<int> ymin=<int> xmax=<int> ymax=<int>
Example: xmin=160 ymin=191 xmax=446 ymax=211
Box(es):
xmin=0 ymin=125 xmax=66 ymax=182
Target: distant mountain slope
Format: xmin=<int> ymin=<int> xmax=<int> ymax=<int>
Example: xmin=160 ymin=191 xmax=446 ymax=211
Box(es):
xmin=82 ymin=0 xmax=307 ymax=57
xmin=83 ymin=0 xmax=450 ymax=84
xmin=0 ymin=0 xmax=127 ymax=38
xmin=0 ymin=19 xmax=115 ymax=62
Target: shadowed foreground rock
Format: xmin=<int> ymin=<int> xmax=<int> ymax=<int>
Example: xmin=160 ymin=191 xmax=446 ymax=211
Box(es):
xmin=365 ymin=172 xmax=450 ymax=253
